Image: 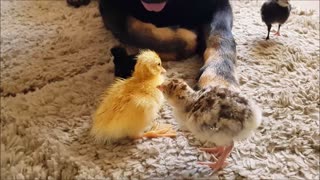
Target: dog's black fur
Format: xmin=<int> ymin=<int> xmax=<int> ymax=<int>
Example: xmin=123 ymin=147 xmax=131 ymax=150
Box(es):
xmin=110 ymin=46 xmax=137 ymax=79
xmin=67 ymin=0 xmax=91 ymax=8
xmin=68 ymin=0 xmax=237 ymax=89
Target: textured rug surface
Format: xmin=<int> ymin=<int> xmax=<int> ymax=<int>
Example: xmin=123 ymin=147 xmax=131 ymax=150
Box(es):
xmin=1 ymin=1 xmax=319 ymax=179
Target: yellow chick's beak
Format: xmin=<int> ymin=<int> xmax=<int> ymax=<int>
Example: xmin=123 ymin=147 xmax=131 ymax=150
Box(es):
xmin=161 ymin=67 xmax=167 ymax=75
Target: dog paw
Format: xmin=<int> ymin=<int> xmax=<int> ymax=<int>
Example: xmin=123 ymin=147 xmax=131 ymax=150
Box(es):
xmin=176 ymin=28 xmax=197 ymax=53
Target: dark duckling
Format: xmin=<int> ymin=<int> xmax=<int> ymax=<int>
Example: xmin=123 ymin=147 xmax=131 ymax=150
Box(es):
xmin=261 ymin=0 xmax=291 ymax=40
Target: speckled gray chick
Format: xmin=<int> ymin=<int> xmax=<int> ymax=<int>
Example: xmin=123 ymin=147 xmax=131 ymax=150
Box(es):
xmin=158 ymin=78 xmax=262 ymax=171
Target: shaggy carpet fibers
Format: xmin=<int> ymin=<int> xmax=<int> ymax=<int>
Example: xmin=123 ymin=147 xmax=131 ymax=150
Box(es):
xmin=1 ymin=0 xmax=319 ymax=179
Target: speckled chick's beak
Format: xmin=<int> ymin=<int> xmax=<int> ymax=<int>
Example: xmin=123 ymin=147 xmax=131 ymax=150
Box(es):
xmin=161 ymin=67 xmax=166 ymax=74
xmin=157 ymin=85 xmax=164 ymax=91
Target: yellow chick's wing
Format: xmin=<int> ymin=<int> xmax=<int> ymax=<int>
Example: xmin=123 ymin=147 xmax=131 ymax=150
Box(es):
xmin=90 ymin=79 xmax=162 ymax=143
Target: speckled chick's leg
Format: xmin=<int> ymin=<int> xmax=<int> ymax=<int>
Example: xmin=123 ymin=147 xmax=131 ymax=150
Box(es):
xmin=198 ymin=142 xmax=234 ymax=171
xmin=199 ymin=146 xmax=225 ymax=157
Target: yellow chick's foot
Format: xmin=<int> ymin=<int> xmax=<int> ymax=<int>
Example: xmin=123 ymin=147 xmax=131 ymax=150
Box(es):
xmin=142 ymin=123 xmax=177 ymax=138
xmin=197 ymin=143 xmax=234 ymax=172
xmin=130 ymin=123 xmax=176 ymax=139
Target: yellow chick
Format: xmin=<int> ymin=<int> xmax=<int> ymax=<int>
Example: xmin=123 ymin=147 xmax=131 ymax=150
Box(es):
xmin=91 ymin=50 xmax=176 ymax=143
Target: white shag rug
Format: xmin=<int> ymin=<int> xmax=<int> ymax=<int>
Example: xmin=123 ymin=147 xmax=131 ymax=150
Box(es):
xmin=1 ymin=1 xmax=319 ymax=179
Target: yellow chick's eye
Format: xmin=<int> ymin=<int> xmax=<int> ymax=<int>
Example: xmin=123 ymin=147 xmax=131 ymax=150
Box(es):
xmin=157 ymin=63 xmax=161 ymax=66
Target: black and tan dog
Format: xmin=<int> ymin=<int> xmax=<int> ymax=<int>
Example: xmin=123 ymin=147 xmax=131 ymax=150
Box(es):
xmin=67 ymin=0 xmax=238 ymax=90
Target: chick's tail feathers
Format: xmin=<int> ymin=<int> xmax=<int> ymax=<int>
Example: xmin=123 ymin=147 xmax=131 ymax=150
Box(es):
xmin=89 ymin=79 xmax=142 ymax=143
xmin=233 ymin=99 xmax=262 ymax=141
xmin=90 ymin=98 xmax=150 ymax=143
xmin=90 ymin=83 xmax=165 ymax=143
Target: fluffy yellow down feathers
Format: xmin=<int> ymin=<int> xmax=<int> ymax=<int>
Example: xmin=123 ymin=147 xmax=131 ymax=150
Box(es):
xmin=91 ymin=50 xmax=175 ymax=143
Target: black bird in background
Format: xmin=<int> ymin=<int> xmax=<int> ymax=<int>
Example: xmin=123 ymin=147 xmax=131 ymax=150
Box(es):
xmin=110 ymin=47 xmax=137 ymax=79
xmin=261 ymin=0 xmax=291 ymax=40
